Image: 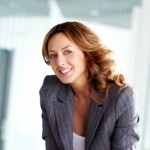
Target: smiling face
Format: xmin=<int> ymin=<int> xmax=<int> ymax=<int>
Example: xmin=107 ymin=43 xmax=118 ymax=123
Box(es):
xmin=48 ymin=33 xmax=88 ymax=85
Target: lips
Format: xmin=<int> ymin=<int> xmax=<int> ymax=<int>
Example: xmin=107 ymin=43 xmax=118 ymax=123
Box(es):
xmin=59 ymin=68 xmax=72 ymax=74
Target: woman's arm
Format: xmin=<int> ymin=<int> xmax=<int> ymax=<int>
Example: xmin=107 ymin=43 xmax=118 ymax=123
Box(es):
xmin=40 ymin=76 xmax=59 ymax=150
xmin=111 ymin=86 xmax=140 ymax=150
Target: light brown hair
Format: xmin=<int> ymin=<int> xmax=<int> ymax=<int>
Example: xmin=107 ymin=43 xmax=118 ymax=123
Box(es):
xmin=42 ymin=21 xmax=126 ymax=104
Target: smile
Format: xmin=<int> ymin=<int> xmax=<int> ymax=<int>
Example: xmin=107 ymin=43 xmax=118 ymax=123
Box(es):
xmin=59 ymin=68 xmax=72 ymax=74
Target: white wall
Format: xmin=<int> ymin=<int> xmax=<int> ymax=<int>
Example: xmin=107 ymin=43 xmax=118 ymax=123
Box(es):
xmin=130 ymin=0 xmax=150 ymax=149
xmin=0 ymin=17 xmax=52 ymax=150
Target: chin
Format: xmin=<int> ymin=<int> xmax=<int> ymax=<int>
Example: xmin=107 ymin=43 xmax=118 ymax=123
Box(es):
xmin=58 ymin=78 xmax=72 ymax=84
xmin=56 ymin=74 xmax=74 ymax=84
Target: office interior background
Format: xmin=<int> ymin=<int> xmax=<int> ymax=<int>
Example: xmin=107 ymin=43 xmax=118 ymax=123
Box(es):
xmin=0 ymin=0 xmax=150 ymax=149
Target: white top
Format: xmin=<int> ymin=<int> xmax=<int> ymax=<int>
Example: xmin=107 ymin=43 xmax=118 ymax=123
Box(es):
xmin=73 ymin=132 xmax=85 ymax=150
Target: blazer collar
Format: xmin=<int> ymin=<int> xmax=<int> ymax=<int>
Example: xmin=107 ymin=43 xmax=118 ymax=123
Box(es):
xmin=53 ymin=84 xmax=108 ymax=150
xmin=54 ymin=84 xmax=74 ymax=150
xmin=85 ymin=99 xmax=108 ymax=150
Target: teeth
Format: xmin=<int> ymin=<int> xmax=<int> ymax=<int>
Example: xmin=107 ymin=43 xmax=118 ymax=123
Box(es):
xmin=60 ymin=68 xmax=72 ymax=74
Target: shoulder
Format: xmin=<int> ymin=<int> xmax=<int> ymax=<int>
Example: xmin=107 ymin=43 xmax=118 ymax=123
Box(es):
xmin=109 ymin=83 xmax=138 ymax=118
xmin=39 ymin=75 xmax=64 ymax=99
xmin=41 ymin=75 xmax=64 ymax=90
xmin=109 ymin=83 xmax=135 ymax=101
xmin=40 ymin=75 xmax=66 ymax=108
xmin=108 ymin=83 xmax=137 ymax=110
xmin=42 ymin=75 xmax=62 ymax=85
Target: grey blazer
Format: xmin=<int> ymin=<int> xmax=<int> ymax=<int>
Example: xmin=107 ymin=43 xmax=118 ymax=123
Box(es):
xmin=40 ymin=75 xmax=140 ymax=150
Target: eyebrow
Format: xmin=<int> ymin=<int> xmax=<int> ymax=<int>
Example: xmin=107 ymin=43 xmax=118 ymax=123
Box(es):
xmin=48 ymin=45 xmax=73 ymax=52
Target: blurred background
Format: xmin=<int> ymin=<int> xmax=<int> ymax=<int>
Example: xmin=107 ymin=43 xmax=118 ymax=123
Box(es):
xmin=0 ymin=0 xmax=150 ymax=149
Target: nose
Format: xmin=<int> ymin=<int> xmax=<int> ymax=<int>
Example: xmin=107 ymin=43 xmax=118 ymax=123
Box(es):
xmin=56 ymin=55 xmax=66 ymax=66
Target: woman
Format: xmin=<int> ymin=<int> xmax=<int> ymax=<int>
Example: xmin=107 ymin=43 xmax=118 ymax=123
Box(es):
xmin=40 ymin=21 xmax=140 ymax=150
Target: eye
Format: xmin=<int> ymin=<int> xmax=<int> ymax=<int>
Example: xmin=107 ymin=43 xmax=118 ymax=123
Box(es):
xmin=49 ymin=54 xmax=57 ymax=59
xmin=64 ymin=50 xmax=72 ymax=55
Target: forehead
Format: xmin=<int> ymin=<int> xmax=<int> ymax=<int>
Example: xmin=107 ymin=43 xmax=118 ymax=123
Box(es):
xmin=48 ymin=33 xmax=74 ymax=50
xmin=48 ymin=33 xmax=72 ymax=44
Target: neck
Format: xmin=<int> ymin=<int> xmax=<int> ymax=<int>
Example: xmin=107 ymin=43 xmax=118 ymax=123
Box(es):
xmin=71 ymin=80 xmax=91 ymax=101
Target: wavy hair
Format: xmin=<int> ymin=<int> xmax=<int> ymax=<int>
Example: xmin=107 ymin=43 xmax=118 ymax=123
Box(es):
xmin=42 ymin=21 xmax=126 ymax=104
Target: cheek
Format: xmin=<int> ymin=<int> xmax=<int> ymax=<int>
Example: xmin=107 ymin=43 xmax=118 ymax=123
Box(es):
xmin=50 ymin=59 xmax=56 ymax=66
xmin=75 ymin=56 xmax=87 ymax=69
xmin=71 ymin=52 xmax=85 ymax=63
xmin=50 ymin=62 xmax=56 ymax=71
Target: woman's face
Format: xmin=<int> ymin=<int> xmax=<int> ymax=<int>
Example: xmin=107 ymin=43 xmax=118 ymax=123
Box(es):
xmin=47 ymin=33 xmax=87 ymax=85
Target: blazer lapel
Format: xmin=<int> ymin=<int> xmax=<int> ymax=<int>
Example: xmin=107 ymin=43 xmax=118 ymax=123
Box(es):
xmin=85 ymin=98 xmax=108 ymax=150
xmin=54 ymin=84 xmax=74 ymax=150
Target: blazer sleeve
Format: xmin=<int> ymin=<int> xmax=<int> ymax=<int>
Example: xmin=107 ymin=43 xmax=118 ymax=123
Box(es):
xmin=40 ymin=76 xmax=59 ymax=150
xmin=111 ymin=86 xmax=140 ymax=150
